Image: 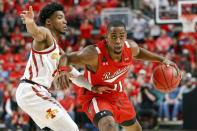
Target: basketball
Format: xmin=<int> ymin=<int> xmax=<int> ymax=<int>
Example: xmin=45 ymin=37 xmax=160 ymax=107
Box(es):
xmin=153 ymin=64 xmax=181 ymax=93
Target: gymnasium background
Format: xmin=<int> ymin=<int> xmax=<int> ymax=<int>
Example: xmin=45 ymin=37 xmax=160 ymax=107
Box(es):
xmin=0 ymin=0 xmax=197 ymax=131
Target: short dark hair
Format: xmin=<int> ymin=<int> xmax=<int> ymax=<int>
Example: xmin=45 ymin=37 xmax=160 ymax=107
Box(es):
xmin=38 ymin=2 xmax=64 ymax=26
xmin=107 ymin=20 xmax=126 ymax=32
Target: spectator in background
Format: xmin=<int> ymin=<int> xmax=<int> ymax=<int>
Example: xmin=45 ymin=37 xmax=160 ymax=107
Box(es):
xmin=59 ymin=88 xmax=75 ymax=121
xmin=156 ymin=30 xmax=172 ymax=53
xmin=0 ymin=88 xmax=4 ymax=121
xmin=137 ymin=82 xmax=158 ymax=129
xmin=148 ymin=15 xmax=160 ymax=40
xmin=0 ymin=65 xmax=9 ymax=79
xmin=0 ymin=0 xmax=4 ymax=36
xmin=163 ymin=87 xmax=181 ymax=121
xmin=1 ymin=1 xmax=16 ymax=32
xmin=0 ymin=37 xmax=10 ymax=54
xmin=5 ymin=88 xmax=18 ymax=130
xmin=178 ymin=76 xmax=196 ymax=112
xmin=1 ymin=26 xmax=11 ymax=42
xmin=168 ymin=37 xmax=182 ymax=54
xmin=80 ymin=19 xmax=92 ymax=45
xmin=9 ymin=65 xmax=23 ymax=83
xmin=145 ymin=35 xmax=156 ymax=52
xmin=191 ymin=46 xmax=197 ymax=77
xmin=100 ymin=17 xmax=109 ymax=39
xmin=11 ymin=26 xmax=25 ymax=54
xmin=11 ymin=107 xmax=30 ymax=131
xmin=74 ymin=38 xmax=87 ymax=51
xmin=152 ymin=87 xmax=165 ymax=122
xmin=132 ymin=10 xmax=147 ymax=44
xmin=125 ymin=73 xmax=140 ymax=106
xmin=67 ymin=28 xmax=78 ymax=47
xmin=178 ymin=51 xmax=191 ymax=72
xmin=94 ymin=10 xmax=101 ymax=29
xmin=142 ymin=0 xmax=155 ymax=17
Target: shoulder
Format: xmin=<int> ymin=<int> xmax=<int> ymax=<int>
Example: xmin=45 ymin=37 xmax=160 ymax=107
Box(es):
xmin=126 ymin=39 xmax=140 ymax=57
xmin=67 ymin=45 xmax=98 ymax=66
xmin=126 ymin=39 xmax=139 ymax=50
xmin=82 ymin=45 xmax=98 ymax=55
xmin=69 ymin=45 xmax=98 ymax=61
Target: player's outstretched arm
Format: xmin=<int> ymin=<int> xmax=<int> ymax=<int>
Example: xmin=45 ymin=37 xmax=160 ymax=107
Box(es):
xmin=20 ymin=6 xmax=50 ymax=42
xmin=57 ymin=45 xmax=113 ymax=93
xmin=57 ymin=45 xmax=98 ymax=89
xmin=59 ymin=45 xmax=98 ymax=68
xmin=128 ymin=40 xmax=177 ymax=67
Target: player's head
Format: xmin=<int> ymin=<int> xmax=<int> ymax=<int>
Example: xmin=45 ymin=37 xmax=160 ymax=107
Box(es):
xmin=38 ymin=2 xmax=67 ymax=34
xmin=106 ymin=20 xmax=127 ymax=54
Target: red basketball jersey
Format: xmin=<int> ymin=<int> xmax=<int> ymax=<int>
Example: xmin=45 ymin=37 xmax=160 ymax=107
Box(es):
xmin=81 ymin=40 xmax=133 ymax=98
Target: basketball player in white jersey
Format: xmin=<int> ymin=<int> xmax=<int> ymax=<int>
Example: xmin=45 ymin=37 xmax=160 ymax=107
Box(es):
xmin=16 ymin=2 xmax=111 ymax=131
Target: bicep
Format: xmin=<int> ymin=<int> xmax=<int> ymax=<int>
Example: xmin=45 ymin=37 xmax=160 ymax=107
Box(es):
xmin=33 ymin=27 xmax=50 ymax=42
xmin=68 ymin=45 xmax=98 ymax=67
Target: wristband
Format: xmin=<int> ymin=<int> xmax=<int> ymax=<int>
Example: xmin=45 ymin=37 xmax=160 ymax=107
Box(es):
xmin=58 ymin=66 xmax=69 ymax=72
xmin=69 ymin=67 xmax=81 ymax=76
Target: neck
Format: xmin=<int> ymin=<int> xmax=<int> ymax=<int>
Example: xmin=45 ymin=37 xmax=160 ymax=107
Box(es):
xmin=47 ymin=27 xmax=60 ymax=42
xmin=51 ymin=30 xmax=60 ymax=42
xmin=106 ymin=44 xmax=122 ymax=62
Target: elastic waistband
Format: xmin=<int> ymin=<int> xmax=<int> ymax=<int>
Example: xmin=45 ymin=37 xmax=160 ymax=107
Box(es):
xmin=20 ymin=79 xmax=48 ymax=89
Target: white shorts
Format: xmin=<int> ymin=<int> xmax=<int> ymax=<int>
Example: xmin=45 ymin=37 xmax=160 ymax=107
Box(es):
xmin=16 ymin=83 xmax=79 ymax=131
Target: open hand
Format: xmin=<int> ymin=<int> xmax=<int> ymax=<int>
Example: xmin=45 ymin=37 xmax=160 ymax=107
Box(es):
xmin=56 ymin=71 xmax=71 ymax=89
xmin=20 ymin=6 xmax=34 ymax=24
xmin=162 ymin=59 xmax=178 ymax=69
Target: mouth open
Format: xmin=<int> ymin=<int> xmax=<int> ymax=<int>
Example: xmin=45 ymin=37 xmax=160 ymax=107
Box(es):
xmin=114 ymin=46 xmax=122 ymax=52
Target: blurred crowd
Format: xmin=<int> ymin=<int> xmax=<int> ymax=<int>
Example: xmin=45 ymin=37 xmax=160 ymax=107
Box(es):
xmin=0 ymin=0 xmax=197 ymax=130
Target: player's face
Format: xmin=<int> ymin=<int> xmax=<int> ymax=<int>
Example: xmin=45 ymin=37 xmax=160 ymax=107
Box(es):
xmin=106 ymin=27 xmax=127 ymax=54
xmin=50 ymin=11 xmax=67 ymax=34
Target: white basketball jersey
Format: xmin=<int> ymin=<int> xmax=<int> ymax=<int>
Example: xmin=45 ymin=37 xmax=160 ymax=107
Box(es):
xmin=21 ymin=39 xmax=61 ymax=88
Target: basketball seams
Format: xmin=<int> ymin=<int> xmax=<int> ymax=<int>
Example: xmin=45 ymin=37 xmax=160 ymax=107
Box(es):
xmin=153 ymin=77 xmax=166 ymax=89
xmin=171 ymin=67 xmax=173 ymax=88
xmin=171 ymin=75 xmax=181 ymax=87
xmin=161 ymin=66 xmax=170 ymax=91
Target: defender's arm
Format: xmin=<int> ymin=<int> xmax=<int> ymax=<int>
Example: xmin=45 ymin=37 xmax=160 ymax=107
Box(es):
xmin=21 ymin=6 xmax=51 ymax=42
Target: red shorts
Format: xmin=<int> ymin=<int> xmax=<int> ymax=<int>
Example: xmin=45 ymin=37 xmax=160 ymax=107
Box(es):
xmin=81 ymin=92 xmax=136 ymax=127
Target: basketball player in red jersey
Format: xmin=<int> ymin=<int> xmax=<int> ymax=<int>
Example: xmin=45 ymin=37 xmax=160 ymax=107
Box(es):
xmin=57 ymin=21 xmax=177 ymax=131
xmin=16 ymin=3 xmax=110 ymax=131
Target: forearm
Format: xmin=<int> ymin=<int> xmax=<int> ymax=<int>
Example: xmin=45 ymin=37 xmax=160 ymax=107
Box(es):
xmin=26 ymin=21 xmax=46 ymax=41
xmin=134 ymin=48 xmax=165 ymax=63
xmin=145 ymin=90 xmax=156 ymax=101
xmin=69 ymin=68 xmax=92 ymax=91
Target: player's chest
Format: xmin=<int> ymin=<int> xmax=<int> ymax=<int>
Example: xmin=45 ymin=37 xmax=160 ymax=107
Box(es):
xmin=43 ymin=50 xmax=61 ymax=64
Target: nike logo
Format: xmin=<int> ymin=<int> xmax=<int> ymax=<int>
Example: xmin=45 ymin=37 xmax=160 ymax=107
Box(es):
xmin=104 ymin=71 xmax=127 ymax=83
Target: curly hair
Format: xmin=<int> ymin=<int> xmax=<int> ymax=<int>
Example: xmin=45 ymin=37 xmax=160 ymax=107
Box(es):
xmin=38 ymin=2 xmax=64 ymax=26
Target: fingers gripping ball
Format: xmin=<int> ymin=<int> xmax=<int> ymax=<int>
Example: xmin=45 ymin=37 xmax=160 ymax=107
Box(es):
xmin=153 ymin=64 xmax=181 ymax=93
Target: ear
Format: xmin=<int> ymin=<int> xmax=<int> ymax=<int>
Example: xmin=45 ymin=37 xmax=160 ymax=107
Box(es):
xmin=46 ymin=18 xmax=51 ymax=26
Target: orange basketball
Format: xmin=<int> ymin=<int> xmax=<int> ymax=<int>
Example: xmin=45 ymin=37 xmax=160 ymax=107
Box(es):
xmin=153 ymin=64 xmax=181 ymax=93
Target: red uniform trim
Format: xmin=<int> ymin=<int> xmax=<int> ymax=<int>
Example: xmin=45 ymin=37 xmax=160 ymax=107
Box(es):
xmin=32 ymin=52 xmax=39 ymax=76
xmin=32 ymin=44 xmax=56 ymax=54
xmin=31 ymin=86 xmax=62 ymax=108
xmin=29 ymin=65 xmax=33 ymax=80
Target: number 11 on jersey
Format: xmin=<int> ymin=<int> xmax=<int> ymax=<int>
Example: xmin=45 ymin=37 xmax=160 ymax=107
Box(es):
xmin=113 ymin=81 xmax=123 ymax=92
